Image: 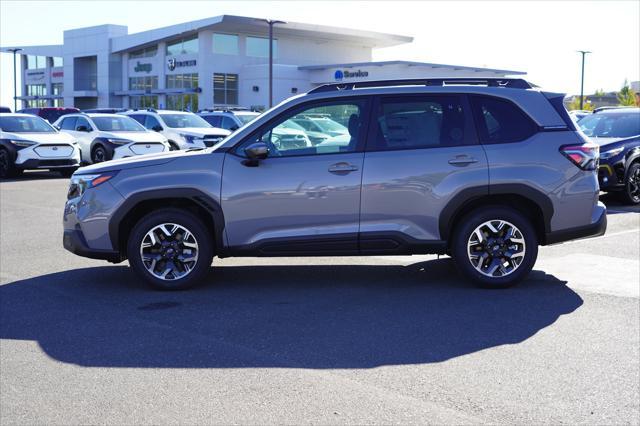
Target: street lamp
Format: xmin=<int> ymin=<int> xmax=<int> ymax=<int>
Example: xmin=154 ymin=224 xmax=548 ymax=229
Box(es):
xmin=6 ymin=48 xmax=22 ymax=111
xmin=256 ymin=19 xmax=286 ymax=108
xmin=577 ymin=50 xmax=591 ymax=110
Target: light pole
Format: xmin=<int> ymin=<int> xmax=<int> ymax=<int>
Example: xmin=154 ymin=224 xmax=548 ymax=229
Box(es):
xmin=577 ymin=50 xmax=591 ymax=110
xmin=256 ymin=19 xmax=285 ymax=108
xmin=6 ymin=48 xmax=22 ymax=111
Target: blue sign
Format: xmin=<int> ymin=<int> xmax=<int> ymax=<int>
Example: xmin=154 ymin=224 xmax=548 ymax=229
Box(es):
xmin=334 ymin=70 xmax=344 ymax=81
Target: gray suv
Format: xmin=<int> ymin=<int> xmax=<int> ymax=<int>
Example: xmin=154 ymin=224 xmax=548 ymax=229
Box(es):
xmin=63 ymin=78 xmax=606 ymax=290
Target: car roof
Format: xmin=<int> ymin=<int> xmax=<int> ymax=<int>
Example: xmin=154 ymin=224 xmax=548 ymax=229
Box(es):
xmin=85 ymin=113 xmax=131 ymax=118
xmin=0 ymin=113 xmax=45 ymax=118
xmin=594 ymin=107 xmax=639 ymax=114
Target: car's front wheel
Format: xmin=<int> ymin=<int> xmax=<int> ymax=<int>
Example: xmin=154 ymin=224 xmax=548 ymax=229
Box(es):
xmin=451 ymin=206 xmax=538 ymax=288
xmin=621 ymin=162 xmax=640 ymax=205
xmin=0 ymin=148 xmax=21 ymax=179
xmin=91 ymin=146 xmax=110 ymax=163
xmin=127 ymin=208 xmax=214 ymax=290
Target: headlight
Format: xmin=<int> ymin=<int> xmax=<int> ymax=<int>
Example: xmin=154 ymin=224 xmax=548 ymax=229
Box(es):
xmin=9 ymin=139 xmax=37 ymax=148
xmin=106 ymin=138 xmax=132 ymax=145
xmin=67 ymin=171 xmax=119 ymax=199
xmin=179 ymin=133 xmax=201 ymax=144
xmin=600 ymin=146 xmax=624 ymax=159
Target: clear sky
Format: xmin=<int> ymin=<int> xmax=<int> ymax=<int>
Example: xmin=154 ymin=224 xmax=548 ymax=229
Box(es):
xmin=1 ymin=0 xmax=638 ymax=108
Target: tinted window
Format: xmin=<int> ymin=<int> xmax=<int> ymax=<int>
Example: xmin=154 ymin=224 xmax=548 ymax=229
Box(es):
xmin=373 ymin=95 xmax=470 ymax=150
xmin=241 ymin=100 xmax=367 ymax=157
xmin=160 ymin=114 xmax=211 ymax=128
xmin=92 ymin=116 xmax=146 ymax=132
xmin=60 ymin=116 xmax=77 ymax=130
xmin=0 ymin=116 xmax=55 ymax=133
xmin=127 ymin=114 xmax=145 ymax=125
xmin=144 ymin=115 xmax=162 ymax=130
xmin=202 ymin=115 xmax=222 ymax=127
xmin=470 ymin=96 xmax=537 ymax=144
xmin=212 ymin=33 xmax=239 ymax=55
xmin=578 ymin=112 xmax=640 ymax=138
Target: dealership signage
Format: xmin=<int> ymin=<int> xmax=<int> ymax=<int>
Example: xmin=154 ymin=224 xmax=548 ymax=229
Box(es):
xmin=334 ymin=69 xmax=369 ymax=81
xmin=167 ymin=58 xmax=197 ymax=71
xmin=134 ymin=61 xmax=152 ymax=73
xmin=25 ymin=70 xmax=45 ymax=82
xmin=52 ymin=71 xmax=63 ymax=78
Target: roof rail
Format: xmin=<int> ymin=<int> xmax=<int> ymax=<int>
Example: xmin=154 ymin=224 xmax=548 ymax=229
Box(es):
xmin=308 ymin=78 xmax=533 ymax=94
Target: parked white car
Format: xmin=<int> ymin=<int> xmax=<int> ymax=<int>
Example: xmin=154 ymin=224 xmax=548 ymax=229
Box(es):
xmin=121 ymin=109 xmax=230 ymax=150
xmin=0 ymin=113 xmax=80 ymax=178
xmin=54 ymin=113 xmax=171 ymax=164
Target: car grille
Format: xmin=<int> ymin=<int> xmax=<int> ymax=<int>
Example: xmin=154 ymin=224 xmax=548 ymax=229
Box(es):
xmin=202 ymin=135 xmax=225 ymax=147
xmin=34 ymin=144 xmax=74 ymax=158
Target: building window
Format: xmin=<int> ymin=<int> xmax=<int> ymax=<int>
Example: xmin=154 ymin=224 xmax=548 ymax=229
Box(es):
xmin=26 ymin=55 xmax=47 ymax=69
xmin=26 ymin=99 xmax=48 ymax=108
xmin=166 ymin=94 xmax=199 ymax=112
xmin=130 ymin=96 xmax=158 ymax=109
xmin=166 ymin=35 xmax=198 ymax=56
xmin=52 ymin=57 xmax=63 ymax=67
xmin=129 ymin=45 xmax=158 ymax=59
xmin=129 ymin=76 xmax=158 ymax=91
xmin=212 ymin=33 xmax=238 ymax=55
xmin=53 ymin=98 xmax=64 ymax=107
xmin=52 ymin=83 xmax=63 ymax=95
xmin=166 ymin=73 xmax=198 ymax=90
xmin=213 ymin=73 xmax=238 ymax=105
xmin=26 ymin=84 xmax=47 ymax=97
xmin=246 ymin=37 xmax=277 ymax=58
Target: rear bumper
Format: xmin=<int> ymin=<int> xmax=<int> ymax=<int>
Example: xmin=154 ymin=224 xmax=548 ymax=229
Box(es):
xmin=63 ymin=229 xmax=123 ymax=263
xmin=545 ymin=204 xmax=607 ymax=245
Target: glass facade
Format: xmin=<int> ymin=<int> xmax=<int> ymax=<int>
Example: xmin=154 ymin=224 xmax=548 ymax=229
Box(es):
xmin=213 ymin=73 xmax=239 ymax=105
xmin=166 ymin=94 xmax=199 ymax=112
xmin=130 ymin=96 xmax=158 ymax=109
xmin=52 ymin=57 xmax=63 ymax=67
xmin=166 ymin=73 xmax=198 ymax=89
xmin=166 ymin=35 xmax=198 ymax=56
xmin=213 ymin=33 xmax=239 ymax=55
xmin=26 ymin=84 xmax=47 ymax=97
xmin=246 ymin=37 xmax=277 ymax=58
xmin=26 ymin=55 xmax=47 ymax=69
xmin=129 ymin=45 xmax=158 ymax=59
xmin=129 ymin=76 xmax=158 ymax=91
xmin=52 ymin=83 xmax=63 ymax=95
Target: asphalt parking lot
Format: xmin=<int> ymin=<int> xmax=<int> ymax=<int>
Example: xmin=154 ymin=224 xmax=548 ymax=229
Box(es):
xmin=1 ymin=171 xmax=639 ymax=425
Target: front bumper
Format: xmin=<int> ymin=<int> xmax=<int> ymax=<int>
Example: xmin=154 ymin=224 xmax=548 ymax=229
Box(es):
xmin=18 ymin=158 xmax=80 ymax=169
xmin=63 ymin=229 xmax=123 ymax=262
xmin=598 ymin=160 xmax=625 ymax=191
xmin=545 ymin=202 xmax=607 ymax=245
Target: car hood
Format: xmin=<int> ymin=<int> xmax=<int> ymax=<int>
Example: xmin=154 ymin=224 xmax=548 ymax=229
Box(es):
xmin=0 ymin=131 xmax=75 ymax=144
xmin=100 ymin=131 xmax=167 ymax=143
xmin=171 ymin=127 xmax=230 ymax=137
xmin=75 ymin=148 xmax=215 ymax=174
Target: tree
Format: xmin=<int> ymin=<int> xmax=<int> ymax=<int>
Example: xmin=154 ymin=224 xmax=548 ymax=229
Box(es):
xmin=567 ymin=96 xmax=594 ymax=111
xmin=617 ymin=79 xmax=636 ymax=106
xmin=594 ymin=89 xmax=606 ymax=96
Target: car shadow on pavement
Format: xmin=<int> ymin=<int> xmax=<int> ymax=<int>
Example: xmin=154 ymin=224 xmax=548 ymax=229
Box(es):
xmin=0 ymin=171 xmax=67 ymax=183
xmin=0 ymin=259 xmax=583 ymax=369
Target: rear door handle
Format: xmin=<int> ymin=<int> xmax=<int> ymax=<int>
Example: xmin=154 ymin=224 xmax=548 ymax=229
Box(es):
xmin=448 ymin=155 xmax=478 ymax=166
xmin=328 ymin=162 xmax=359 ymax=173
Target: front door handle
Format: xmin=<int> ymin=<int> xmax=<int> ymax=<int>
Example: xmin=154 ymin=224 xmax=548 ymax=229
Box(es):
xmin=328 ymin=162 xmax=359 ymax=174
xmin=448 ymin=155 xmax=478 ymax=166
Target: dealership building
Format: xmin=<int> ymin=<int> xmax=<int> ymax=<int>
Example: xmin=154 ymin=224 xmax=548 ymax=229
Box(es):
xmin=3 ymin=15 xmax=525 ymax=111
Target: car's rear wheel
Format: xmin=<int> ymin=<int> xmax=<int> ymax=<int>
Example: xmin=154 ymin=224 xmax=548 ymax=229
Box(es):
xmin=0 ymin=148 xmax=21 ymax=179
xmin=127 ymin=208 xmax=214 ymax=290
xmin=620 ymin=162 xmax=640 ymax=205
xmin=451 ymin=206 xmax=538 ymax=288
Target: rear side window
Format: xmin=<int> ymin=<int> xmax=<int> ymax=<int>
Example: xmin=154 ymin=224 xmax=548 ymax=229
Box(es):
xmin=470 ymin=95 xmax=538 ymax=144
xmin=202 ymin=115 xmax=222 ymax=127
xmin=127 ymin=114 xmax=145 ymax=125
xmin=144 ymin=115 xmax=161 ymax=130
xmin=373 ymin=95 xmax=471 ymax=150
xmin=60 ymin=116 xmax=77 ymax=130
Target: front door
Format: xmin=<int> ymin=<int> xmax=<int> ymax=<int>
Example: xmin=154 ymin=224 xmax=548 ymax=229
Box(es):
xmin=221 ymin=98 xmax=370 ymax=255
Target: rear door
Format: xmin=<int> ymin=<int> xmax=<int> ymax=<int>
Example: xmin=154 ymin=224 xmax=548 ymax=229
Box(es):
xmin=359 ymin=94 xmax=489 ymax=251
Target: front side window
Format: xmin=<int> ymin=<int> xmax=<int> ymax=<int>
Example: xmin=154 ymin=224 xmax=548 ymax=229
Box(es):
xmin=246 ymin=37 xmax=277 ymax=58
xmin=75 ymin=117 xmax=92 ymax=131
xmin=240 ymin=100 xmax=367 ymax=157
xmin=470 ymin=95 xmax=537 ymax=144
xmin=0 ymin=116 xmax=55 ymax=133
xmin=373 ymin=95 xmax=470 ymax=150
xmin=166 ymin=35 xmax=198 ymax=56
xmin=213 ymin=34 xmax=239 ymax=55
xmin=159 ymin=113 xmax=211 ymax=129
xmin=60 ymin=116 xmax=77 ymax=130
xmin=213 ymin=73 xmax=238 ymax=105
xmin=92 ymin=116 xmax=146 ymax=132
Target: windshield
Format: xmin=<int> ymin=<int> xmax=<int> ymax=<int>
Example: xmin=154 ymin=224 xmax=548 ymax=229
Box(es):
xmin=160 ymin=113 xmax=212 ymax=129
xmin=237 ymin=113 xmax=259 ymax=125
xmin=311 ymin=118 xmax=347 ymax=133
xmin=579 ymin=112 xmax=640 ymax=138
xmin=0 ymin=116 xmax=56 ymax=133
xmin=280 ymin=120 xmax=305 ymax=131
xmin=92 ymin=116 xmax=146 ymax=132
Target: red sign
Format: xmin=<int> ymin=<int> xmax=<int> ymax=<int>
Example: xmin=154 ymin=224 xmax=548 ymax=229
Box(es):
xmin=52 ymin=71 xmax=63 ymax=78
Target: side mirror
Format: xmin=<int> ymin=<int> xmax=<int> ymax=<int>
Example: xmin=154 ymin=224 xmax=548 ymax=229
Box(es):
xmin=152 ymin=125 xmax=163 ymax=132
xmin=230 ymin=125 xmax=239 ymax=131
xmin=76 ymin=125 xmax=90 ymax=132
xmin=245 ymin=142 xmax=269 ymax=160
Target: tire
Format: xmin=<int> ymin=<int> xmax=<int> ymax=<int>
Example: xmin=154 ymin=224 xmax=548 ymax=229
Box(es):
xmin=620 ymin=162 xmax=640 ymax=205
xmin=91 ymin=145 xmax=110 ymax=163
xmin=451 ymin=206 xmax=538 ymax=288
xmin=0 ymin=148 xmax=21 ymax=179
xmin=58 ymin=167 xmax=78 ymax=178
xmin=127 ymin=208 xmax=214 ymax=290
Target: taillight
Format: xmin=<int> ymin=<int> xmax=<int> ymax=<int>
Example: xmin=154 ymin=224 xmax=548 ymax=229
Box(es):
xmin=560 ymin=144 xmax=599 ymax=170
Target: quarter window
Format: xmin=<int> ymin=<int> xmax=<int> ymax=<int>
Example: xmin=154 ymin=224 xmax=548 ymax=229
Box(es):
xmin=75 ymin=117 xmax=91 ymax=131
xmin=373 ymin=95 xmax=470 ymax=150
xmin=470 ymin=95 xmax=537 ymax=144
